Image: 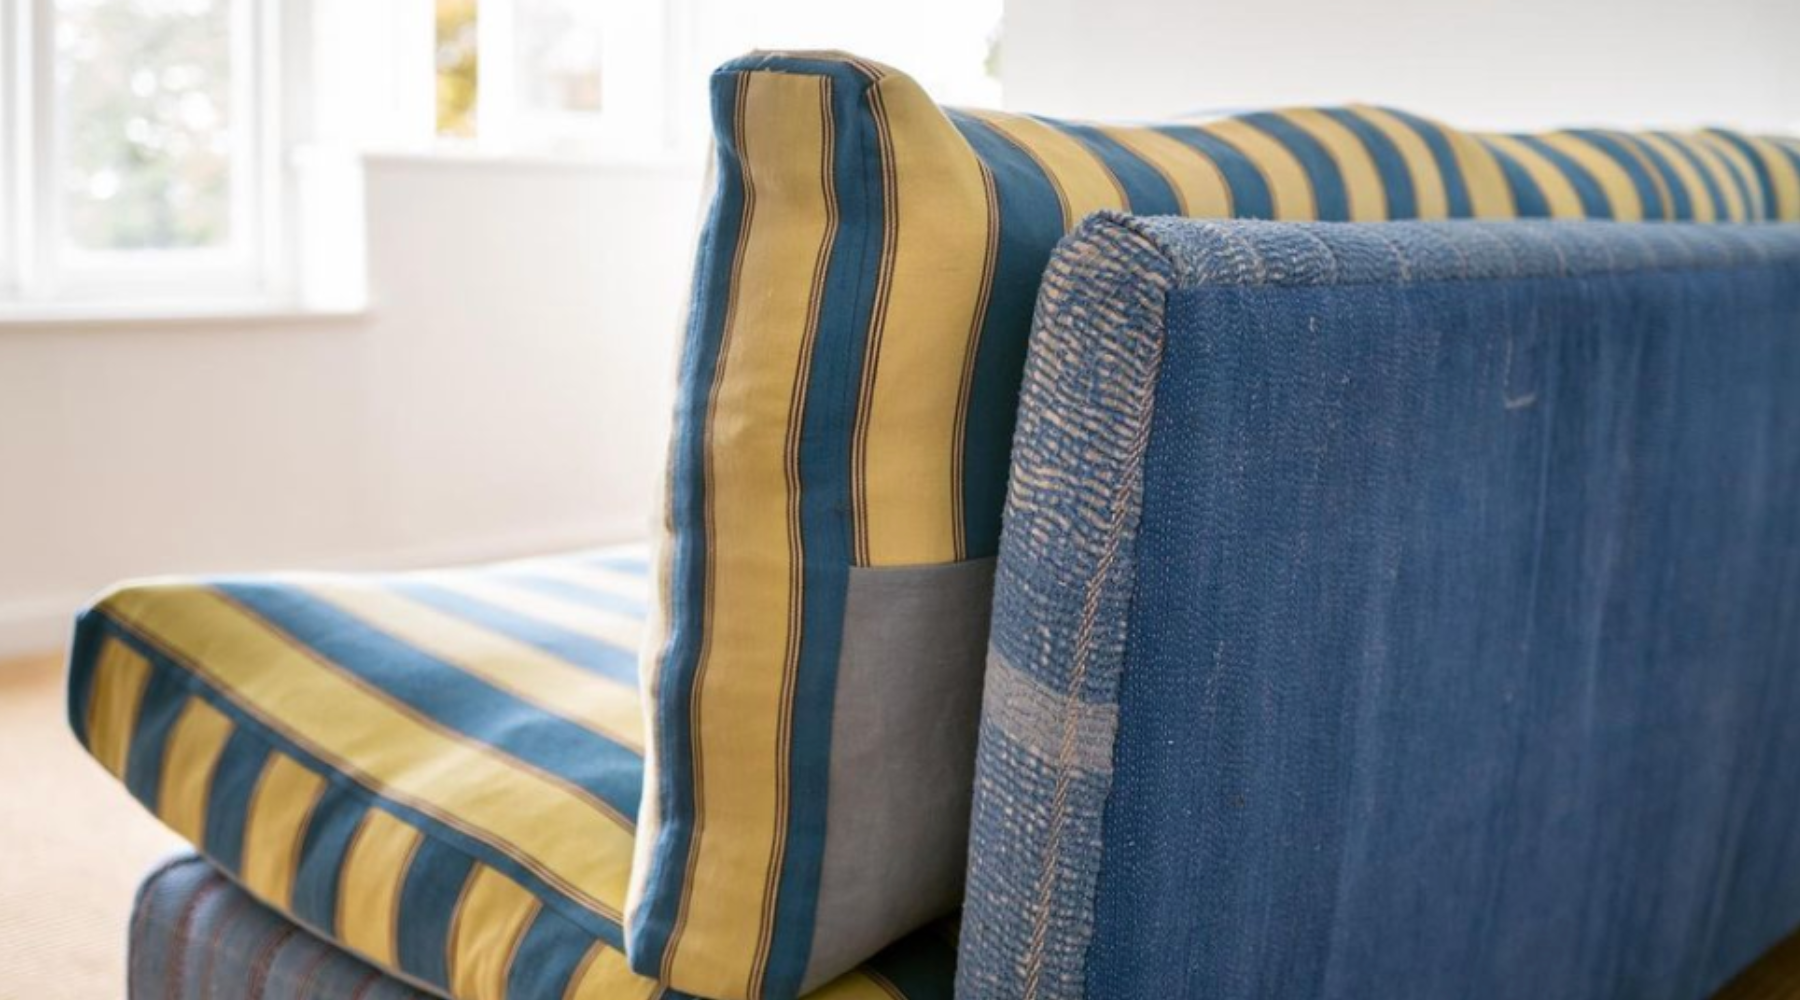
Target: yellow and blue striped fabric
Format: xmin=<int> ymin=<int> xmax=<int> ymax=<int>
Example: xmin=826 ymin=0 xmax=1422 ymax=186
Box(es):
xmin=640 ymin=48 xmax=1800 ymax=1000
xmin=67 ymin=549 xmax=955 ymax=1000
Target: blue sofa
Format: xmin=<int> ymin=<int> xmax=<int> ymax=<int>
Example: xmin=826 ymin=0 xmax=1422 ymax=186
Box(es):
xmin=961 ymin=217 xmax=1800 ymax=999
xmin=116 ymin=218 xmax=1800 ymax=1000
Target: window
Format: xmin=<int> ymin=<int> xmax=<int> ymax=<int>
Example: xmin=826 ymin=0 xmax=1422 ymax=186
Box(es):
xmin=433 ymin=0 xmax=674 ymax=154
xmin=0 ymin=0 xmax=279 ymax=310
xmin=426 ymin=0 xmax=1005 ymax=157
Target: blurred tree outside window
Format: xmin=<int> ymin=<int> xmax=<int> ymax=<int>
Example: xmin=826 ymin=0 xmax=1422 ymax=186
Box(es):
xmin=56 ymin=0 xmax=235 ymax=253
xmin=435 ymin=0 xmax=478 ymax=137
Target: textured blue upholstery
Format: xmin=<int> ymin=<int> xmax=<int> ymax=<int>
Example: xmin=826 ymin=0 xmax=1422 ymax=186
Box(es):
xmin=961 ymin=216 xmax=1800 ymax=999
xmin=130 ymin=855 xmax=435 ymax=1000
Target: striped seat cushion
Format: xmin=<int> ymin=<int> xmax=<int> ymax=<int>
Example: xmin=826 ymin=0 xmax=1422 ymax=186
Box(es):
xmin=126 ymin=855 xmax=958 ymax=1000
xmin=67 ymin=550 xmax=955 ymax=1000
xmin=640 ymin=47 xmax=1800 ymax=1000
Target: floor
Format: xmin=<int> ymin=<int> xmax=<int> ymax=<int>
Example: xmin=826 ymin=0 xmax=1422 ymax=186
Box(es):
xmin=0 ymin=652 xmax=183 ymax=1000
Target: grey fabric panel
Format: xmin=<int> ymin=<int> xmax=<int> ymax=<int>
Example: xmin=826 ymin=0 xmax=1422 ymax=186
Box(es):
xmin=802 ymin=557 xmax=997 ymax=991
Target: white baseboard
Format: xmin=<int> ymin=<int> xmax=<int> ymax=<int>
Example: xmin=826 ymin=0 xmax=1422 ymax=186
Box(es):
xmin=0 ymin=517 xmax=648 ymax=663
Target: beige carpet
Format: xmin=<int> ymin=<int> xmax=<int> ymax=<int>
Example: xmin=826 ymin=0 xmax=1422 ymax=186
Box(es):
xmin=0 ymin=651 xmax=183 ymax=1000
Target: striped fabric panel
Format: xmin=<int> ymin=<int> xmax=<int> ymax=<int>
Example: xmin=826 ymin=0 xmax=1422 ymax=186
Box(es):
xmin=69 ymin=549 xmax=955 ymax=1000
xmin=128 ymin=855 xmax=961 ymax=1000
xmin=641 ymin=47 xmax=1800 ymax=1000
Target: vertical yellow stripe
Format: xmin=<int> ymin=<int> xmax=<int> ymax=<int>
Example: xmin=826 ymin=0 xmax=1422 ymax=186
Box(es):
xmin=1635 ymin=132 xmax=1718 ymax=222
xmin=1443 ymin=128 xmax=1516 ymax=219
xmin=1696 ymin=131 xmax=1767 ymax=220
xmin=1744 ymin=135 xmax=1800 ymax=221
xmin=1098 ymin=125 xmax=1233 ymax=217
xmin=450 ymin=865 xmax=541 ymax=1000
xmin=968 ymin=110 xmax=1128 ymax=226
xmin=1277 ymin=107 xmax=1389 ymax=221
xmin=858 ymin=79 xmax=1000 ymax=566
xmin=240 ymin=753 xmax=327 ymax=909
xmin=676 ymin=69 xmax=833 ymax=998
xmin=1343 ymin=106 xmax=1450 ymax=219
xmin=156 ymin=696 xmax=234 ymax=845
xmin=1192 ymin=117 xmax=1317 ymax=220
xmin=337 ymin=808 xmax=422 ymax=969
xmin=562 ymin=943 xmax=660 ymax=1000
xmin=85 ymin=636 xmax=152 ymax=778
xmin=1480 ymin=134 xmax=1586 ymax=218
xmin=1673 ymin=133 xmax=1748 ymax=221
xmin=1538 ymin=133 xmax=1645 ymax=221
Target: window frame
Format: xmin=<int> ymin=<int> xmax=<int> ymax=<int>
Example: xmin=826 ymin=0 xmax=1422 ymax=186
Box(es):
xmin=1 ymin=0 xmax=287 ymax=311
xmin=0 ymin=0 xmax=20 ymax=296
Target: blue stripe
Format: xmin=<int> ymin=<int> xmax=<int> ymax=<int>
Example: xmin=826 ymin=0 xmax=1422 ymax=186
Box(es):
xmin=1241 ymin=112 xmax=1351 ymax=220
xmin=952 ymin=111 xmax=1069 ymax=558
xmin=1483 ymin=140 xmax=1552 ymax=218
xmin=1381 ymin=109 xmax=1473 ymax=218
xmin=489 ymin=572 xmax=647 ymax=618
xmin=211 ymin=581 xmax=642 ymax=818
xmin=1570 ymin=131 xmax=1669 ymax=219
xmin=1512 ymin=135 xmax=1611 ymax=218
xmin=763 ymin=55 xmax=894 ymax=1000
xmin=291 ymin=793 xmax=369 ymax=934
xmin=506 ymin=910 xmax=601 ymax=1000
xmin=1158 ymin=125 xmax=1276 ymax=219
xmin=1780 ymin=143 xmax=1800 ymax=212
xmin=1705 ymin=136 xmax=1761 ymax=219
xmin=386 ymin=580 xmax=639 ymax=686
xmin=396 ymin=840 xmax=474 ymax=990
xmin=1658 ymin=133 xmax=1732 ymax=219
xmin=1709 ymin=130 xmax=1776 ymax=221
xmin=66 ymin=608 xmax=107 ymax=745
xmin=627 ymin=65 xmax=753 ymax=976
xmin=123 ymin=667 xmax=190 ymax=811
xmin=202 ymin=727 xmax=272 ymax=874
xmin=1325 ymin=109 xmax=1416 ymax=218
xmin=1612 ymin=132 xmax=1694 ymax=220
xmin=1049 ymin=120 xmax=1181 ymax=215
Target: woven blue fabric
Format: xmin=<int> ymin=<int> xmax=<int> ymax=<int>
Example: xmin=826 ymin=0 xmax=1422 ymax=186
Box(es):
xmin=962 ymin=216 xmax=1800 ymax=999
xmin=129 ymin=856 xmax=435 ymax=1000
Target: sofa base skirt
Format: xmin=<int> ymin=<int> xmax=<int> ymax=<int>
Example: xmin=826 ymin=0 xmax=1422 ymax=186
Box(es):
xmin=129 ymin=855 xmax=436 ymax=1000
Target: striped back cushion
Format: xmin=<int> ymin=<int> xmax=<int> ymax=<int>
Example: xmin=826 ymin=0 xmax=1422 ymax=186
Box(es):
xmin=637 ymin=48 xmax=1800 ymax=1000
xmin=68 ymin=551 xmax=957 ymax=1000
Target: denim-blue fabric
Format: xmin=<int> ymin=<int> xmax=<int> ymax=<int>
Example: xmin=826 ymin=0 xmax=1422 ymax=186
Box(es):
xmin=962 ymin=215 xmax=1800 ymax=1000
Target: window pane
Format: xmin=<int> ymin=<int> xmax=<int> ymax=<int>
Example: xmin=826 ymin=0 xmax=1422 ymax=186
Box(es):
xmin=436 ymin=0 xmax=478 ymax=136
xmin=56 ymin=0 xmax=235 ymax=253
xmin=515 ymin=0 xmax=604 ymax=116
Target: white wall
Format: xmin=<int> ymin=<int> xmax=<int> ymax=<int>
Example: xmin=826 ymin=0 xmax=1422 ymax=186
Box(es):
xmin=1003 ymin=0 xmax=1800 ymax=132
xmin=0 ymin=156 xmax=703 ymax=658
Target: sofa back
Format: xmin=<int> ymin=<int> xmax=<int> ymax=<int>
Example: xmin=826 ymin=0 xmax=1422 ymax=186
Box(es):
xmin=965 ymin=215 xmax=1800 ymax=999
xmin=641 ymin=48 xmax=1800 ymax=1000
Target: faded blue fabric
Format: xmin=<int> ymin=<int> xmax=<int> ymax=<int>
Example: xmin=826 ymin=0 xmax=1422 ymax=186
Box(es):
xmin=961 ymin=215 xmax=1800 ymax=1000
xmin=129 ymin=855 xmax=434 ymax=1000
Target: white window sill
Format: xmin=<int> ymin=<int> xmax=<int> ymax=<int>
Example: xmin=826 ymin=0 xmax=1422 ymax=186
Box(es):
xmin=359 ymin=143 xmax=705 ymax=175
xmin=0 ymin=300 xmax=370 ymax=331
